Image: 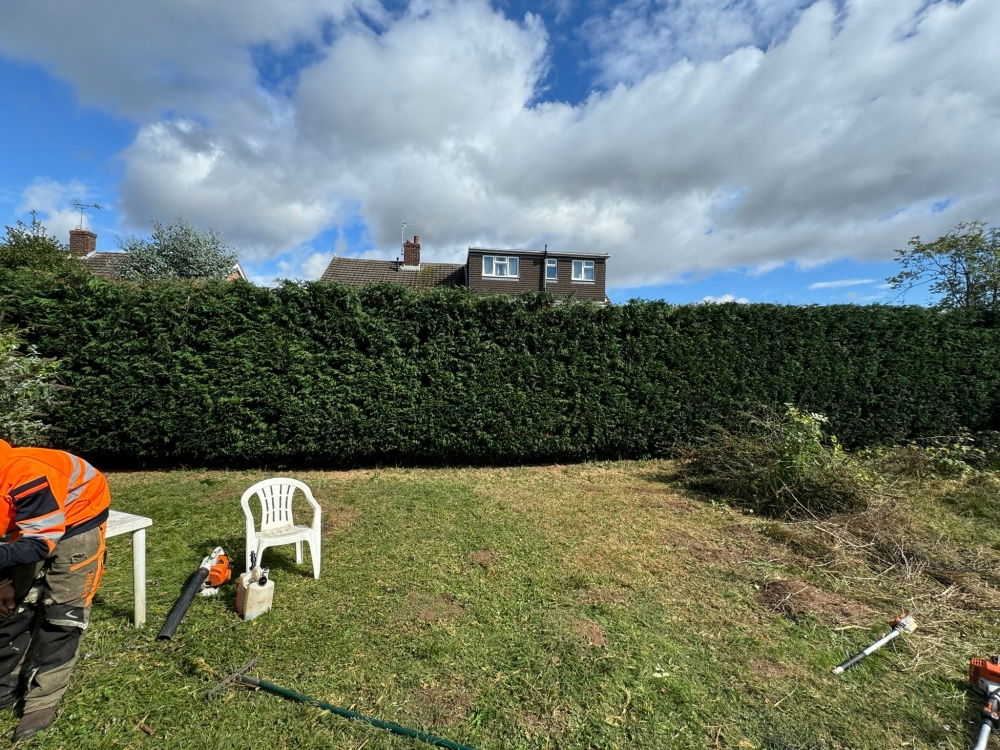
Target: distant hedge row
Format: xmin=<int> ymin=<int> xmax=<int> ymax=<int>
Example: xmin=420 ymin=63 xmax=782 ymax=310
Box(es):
xmin=1 ymin=269 xmax=998 ymax=467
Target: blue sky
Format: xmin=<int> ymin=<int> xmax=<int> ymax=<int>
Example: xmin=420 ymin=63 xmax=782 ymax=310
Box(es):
xmin=0 ymin=0 xmax=995 ymax=304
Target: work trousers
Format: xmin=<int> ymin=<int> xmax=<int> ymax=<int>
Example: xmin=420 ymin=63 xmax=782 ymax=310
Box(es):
xmin=0 ymin=525 xmax=105 ymax=713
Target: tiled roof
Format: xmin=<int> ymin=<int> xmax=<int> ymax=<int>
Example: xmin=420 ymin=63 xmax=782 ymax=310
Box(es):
xmin=468 ymin=247 xmax=609 ymax=258
xmin=320 ymin=257 xmax=466 ymax=289
xmin=78 ymin=252 xmax=126 ymax=279
xmin=77 ymin=252 xmax=246 ymax=281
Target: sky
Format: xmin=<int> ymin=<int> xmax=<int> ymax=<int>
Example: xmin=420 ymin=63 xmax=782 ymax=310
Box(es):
xmin=0 ymin=0 xmax=997 ymax=304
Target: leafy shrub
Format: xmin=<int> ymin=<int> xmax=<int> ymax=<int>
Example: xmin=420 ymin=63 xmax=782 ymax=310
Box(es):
xmin=0 ymin=326 xmax=63 ymax=445
xmin=861 ymin=429 xmax=1000 ymax=478
xmin=0 ymin=213 xmax=78 ymax=273
xmin=676 ymin=405 xmax=875 ymax=518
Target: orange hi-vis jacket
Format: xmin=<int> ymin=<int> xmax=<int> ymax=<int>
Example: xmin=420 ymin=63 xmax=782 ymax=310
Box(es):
xmin=0 ymin=440 xmax=110 ymax=569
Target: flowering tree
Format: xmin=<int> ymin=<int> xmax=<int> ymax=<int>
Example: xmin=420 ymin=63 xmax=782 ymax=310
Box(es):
xmin=116 ymin=217 xmax=239 ymax=282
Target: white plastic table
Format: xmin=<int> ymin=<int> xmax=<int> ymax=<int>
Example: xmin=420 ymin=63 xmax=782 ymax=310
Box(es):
xmin=106 ymin=510 xmax=153 ymax=628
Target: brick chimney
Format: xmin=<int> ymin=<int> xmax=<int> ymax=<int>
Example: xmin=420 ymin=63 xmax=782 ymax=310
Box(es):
xmin=402 ymin=235 xmax=420 ymax=268
xmin=68 ymin=228 xmax=97 ymax=257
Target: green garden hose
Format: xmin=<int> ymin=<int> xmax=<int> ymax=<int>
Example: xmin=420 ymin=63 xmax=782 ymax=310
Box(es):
xmin=241 ymin=674 xmax=480 ymax=750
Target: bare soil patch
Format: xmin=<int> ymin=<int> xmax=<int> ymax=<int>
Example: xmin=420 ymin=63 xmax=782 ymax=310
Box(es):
xmin=763 ymin=523 xmax=838 ymax=562
xmin=469 ymin=549 xmax=495 ymax=568
xmin=404 ymin=592 xmax=465 ymax=623
xmin=322 ymin=505 xmax=358 ymax=534
xmin=410 ymin=684 xmax=473 ymax=728
xmin=520 ymin=706 xmax=571 ymax=738
xmin=748 ymin=658 xmax=796 ymax=678
xmin=719 ymin=523 xmax=762 ymax=544
xmin=758 ymin=579 xmax=870 ymax=625
xmin=572 ymin=617 xmax=608 ymax=648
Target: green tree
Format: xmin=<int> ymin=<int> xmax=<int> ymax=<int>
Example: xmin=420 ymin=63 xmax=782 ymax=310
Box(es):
xmin=0 ymin=212 xmax=75 ymax=272
xmin=0 ymin=326 xmax=63 ymax=446
xmin=887 ymin=221 xmax=1000 ymax=310
xmin=116 ymin=216 xmax=239 ymax=282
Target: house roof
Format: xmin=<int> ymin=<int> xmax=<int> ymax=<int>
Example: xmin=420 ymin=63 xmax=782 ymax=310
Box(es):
xmin=78 ymin=251 xmax=126 ymax=278
xmin=76 ymin=252 xmax=247 ymax=281
xmin=468 ymin=247 xmax=609 ymax=258
xmin=320 ymin=257 xmax=466 ymax=289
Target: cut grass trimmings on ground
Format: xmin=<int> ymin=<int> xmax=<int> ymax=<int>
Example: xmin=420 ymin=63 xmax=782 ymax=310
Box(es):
xmin=13 ymin=461 xmax=1000 ymax=750
xmin=940 ymin=472 xmax=1000 ymax=522
xmin=676 ymin=404 xmax=876 ymax=518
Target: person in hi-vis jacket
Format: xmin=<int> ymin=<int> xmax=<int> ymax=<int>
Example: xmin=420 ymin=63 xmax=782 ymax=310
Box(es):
xmin=0 ymin=439 xmax=110 ymax=742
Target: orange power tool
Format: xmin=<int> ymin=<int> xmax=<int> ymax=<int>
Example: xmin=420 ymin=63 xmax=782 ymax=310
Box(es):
xmin=970 ymin=656 xmax=1000 ymax=750
xmin=157 ymin=546 xmax=233 ymax=640
xmin=205 ymin=549 xmax=233 ymax=590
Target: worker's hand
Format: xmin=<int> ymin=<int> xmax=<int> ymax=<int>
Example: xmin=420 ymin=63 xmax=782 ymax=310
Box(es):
xmin=0 ymin=579 xmax=15 ymax=619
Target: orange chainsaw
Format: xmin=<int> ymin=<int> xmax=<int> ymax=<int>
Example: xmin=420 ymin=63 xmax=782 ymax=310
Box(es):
xmin=970 ymin=656 xmax=1000 ymax=750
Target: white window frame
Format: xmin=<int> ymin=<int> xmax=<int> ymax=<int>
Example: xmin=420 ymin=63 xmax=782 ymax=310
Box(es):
xmin=545 ymin=258 xmax=558 ymax=281
xmin=482 ymin=255 xmax=519 ymax=279
xmin=572 ymin=259 xmax=595 ymax=282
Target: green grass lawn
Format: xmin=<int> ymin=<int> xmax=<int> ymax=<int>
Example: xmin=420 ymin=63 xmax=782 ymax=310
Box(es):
xmin=6 ymin=462 xmax=999 ymax=749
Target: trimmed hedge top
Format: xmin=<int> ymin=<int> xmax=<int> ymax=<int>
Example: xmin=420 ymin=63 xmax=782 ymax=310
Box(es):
xmin=2 ymin=270 xmax=998 ymax=467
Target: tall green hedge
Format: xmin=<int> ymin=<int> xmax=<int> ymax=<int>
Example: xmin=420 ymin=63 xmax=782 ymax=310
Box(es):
xmin=1 ymin=269 xmax=998 ymax=467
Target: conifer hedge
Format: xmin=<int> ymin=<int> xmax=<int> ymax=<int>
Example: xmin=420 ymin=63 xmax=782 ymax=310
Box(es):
xmin=1 ymin=269 xmax=998 ymax=467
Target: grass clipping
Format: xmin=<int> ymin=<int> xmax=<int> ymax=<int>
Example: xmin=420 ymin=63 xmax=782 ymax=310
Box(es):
xmin=676 ymin=405 xmax=875 ymax=518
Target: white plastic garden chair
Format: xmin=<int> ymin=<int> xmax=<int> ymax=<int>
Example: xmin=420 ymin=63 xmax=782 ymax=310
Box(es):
xmin=241 ymin=478 xmax=322 ymax=579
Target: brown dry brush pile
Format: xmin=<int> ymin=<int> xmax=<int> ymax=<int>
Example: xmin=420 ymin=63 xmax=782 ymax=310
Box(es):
xmin=675 ymin=404 xmax=875 ymax=519
xmin=768 ymin=491 xmax=1000 ymax=621
xmin=852 ymin=439 xmax=1000 ymax=598
xmin=781 ymin=500 xmax=933 ymax=583
xmin=677 ymin=407 xmax=1000 ymax=612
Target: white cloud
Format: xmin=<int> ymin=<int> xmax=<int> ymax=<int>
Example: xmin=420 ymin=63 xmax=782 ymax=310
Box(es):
xmin=16 ymin=179 xmax=94 ymax=243
xmin=271 ymin=246 xmax=335 ymax=281
xmin=0 ymin=0 xmax=371 ymax=120
xmin=808 ymin=278 xmax=875 ymax=289
xmin=583 ymin=0 xmax=816 ymax=85
xmin=118 ymin=121 xmax=338 ymax=258
xmin=701 ymin=293 xmax=749 ymax=304
xmin=2 ymin=0 xmax=999 ymax=286
xmin=302 ymin=251 xmax=334 ymax=279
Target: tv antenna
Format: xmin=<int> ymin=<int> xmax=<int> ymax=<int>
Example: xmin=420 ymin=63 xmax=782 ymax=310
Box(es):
xmin=401 ymin=222 xmax=408 ymax=246
xmin=70 ymin=199 xmax=101 ymax=230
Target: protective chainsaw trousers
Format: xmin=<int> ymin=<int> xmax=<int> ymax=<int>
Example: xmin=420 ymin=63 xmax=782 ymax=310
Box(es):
xmin=0 ymin=524 xmax=105 ymax=712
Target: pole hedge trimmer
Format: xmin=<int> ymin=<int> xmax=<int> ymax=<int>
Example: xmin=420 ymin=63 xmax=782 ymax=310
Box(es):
xmin=970 ymin=656 xmax=1000 ymax=750
xmin=832 ymin=614 xmax=916 ymax=675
